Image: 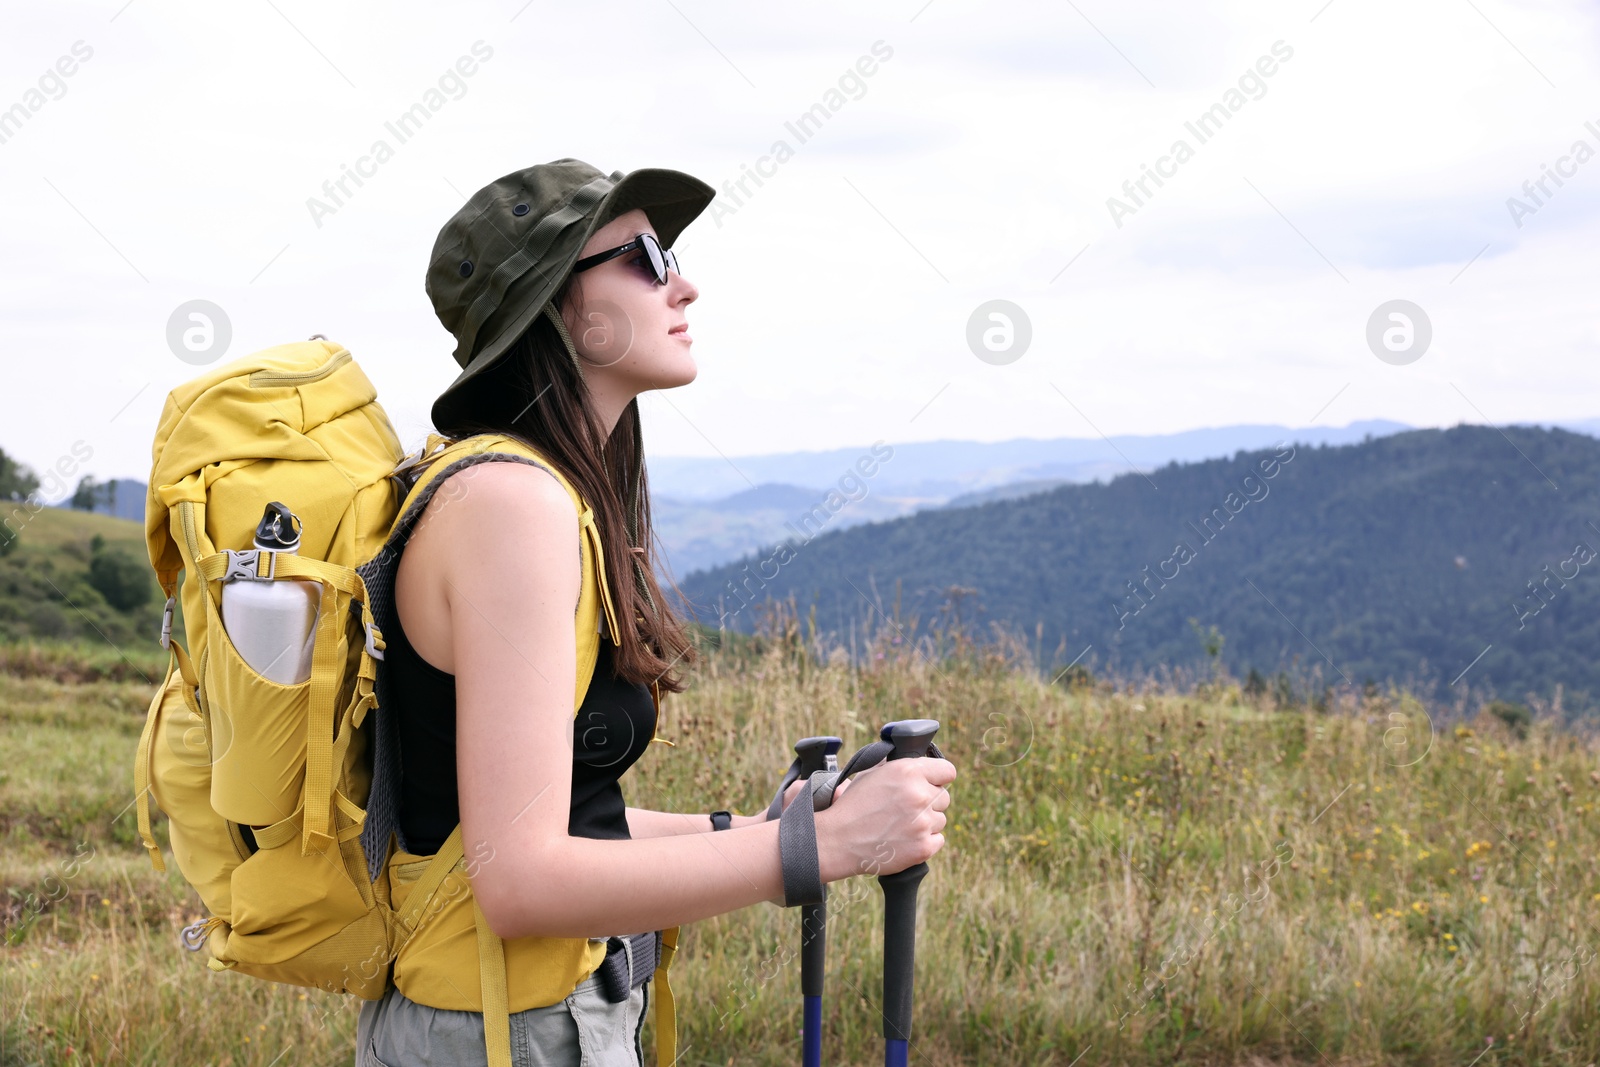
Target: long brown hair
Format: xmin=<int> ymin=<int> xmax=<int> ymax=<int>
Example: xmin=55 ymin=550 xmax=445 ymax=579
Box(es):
xmin=442 ymin=272 xmax=698 ymax=694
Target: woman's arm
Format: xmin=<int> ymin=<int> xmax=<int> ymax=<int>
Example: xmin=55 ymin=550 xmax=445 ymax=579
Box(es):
xmin=624 ymin=798 xmax=794 ymax=839
xmin=435 ymin=462 xmax=828 ymax=939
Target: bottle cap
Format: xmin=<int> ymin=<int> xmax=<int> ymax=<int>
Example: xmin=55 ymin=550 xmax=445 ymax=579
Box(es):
xmin=255 ymin=502 xmax=302 ymax=550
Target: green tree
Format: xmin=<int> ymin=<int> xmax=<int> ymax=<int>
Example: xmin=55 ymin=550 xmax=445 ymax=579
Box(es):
xmin=71 ymin=475 xmax=114 ymax=512
xmin=0 ymin=447 xmax=40 ymax=501
xmin=87 ymin=546 xmax=152 ymax=612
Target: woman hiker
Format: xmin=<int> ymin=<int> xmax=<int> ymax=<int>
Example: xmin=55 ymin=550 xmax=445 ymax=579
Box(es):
xmin=353 ymin=158 xmax=958 ymax=1066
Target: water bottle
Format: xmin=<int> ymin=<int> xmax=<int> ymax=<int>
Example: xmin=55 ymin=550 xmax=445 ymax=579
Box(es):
xmin=221 ymin=502 xmax=322 ymax=684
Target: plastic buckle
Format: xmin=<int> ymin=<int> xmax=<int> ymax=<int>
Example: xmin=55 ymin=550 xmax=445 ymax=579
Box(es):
xmin=221 ymin=548 xmax=277 ymax=583
xmin=364 ymin=618 xmax=385 ymax=661
xmin=160 ymin=596 xmax=176 ymax=649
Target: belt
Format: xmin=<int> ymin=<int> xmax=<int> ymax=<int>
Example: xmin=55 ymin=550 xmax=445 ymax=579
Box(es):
xmin=595 ymin=930 xmax=661 ymax=1003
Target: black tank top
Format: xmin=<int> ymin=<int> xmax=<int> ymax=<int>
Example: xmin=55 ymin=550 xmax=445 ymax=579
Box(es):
xmin=388 ymin=588 xmax=657 ymax=856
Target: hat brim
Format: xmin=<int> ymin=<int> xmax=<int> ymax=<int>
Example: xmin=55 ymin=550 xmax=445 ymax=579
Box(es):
xmin=431 ymin=167 xmax=715 ymax=435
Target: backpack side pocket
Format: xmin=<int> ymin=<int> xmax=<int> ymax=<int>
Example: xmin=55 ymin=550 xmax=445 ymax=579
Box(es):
xmin=202 ymin=579 xmax=317 ymax=828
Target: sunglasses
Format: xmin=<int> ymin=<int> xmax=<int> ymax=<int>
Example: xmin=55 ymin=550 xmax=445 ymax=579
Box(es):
xmin=571 ymin=232 xmax=680 ymax=286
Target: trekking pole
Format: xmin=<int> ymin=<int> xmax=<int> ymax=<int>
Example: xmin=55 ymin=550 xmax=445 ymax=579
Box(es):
xmin=876 ymin=719 xmax=942 ymax=1067
xmin=778 ymin=726 xmax=943 ymax=1067
xmin=765 ymin=735 xmax=843 ymax=1067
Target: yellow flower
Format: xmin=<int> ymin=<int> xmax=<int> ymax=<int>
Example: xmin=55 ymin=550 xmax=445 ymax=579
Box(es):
xmin=1448 ymin=945 xmax=1458 ymax=952
xmin=90 ymin=974 xmax=99 ymax=981
xmin=1355 ymin=980 xmax=1363 ymax=988
xmin=1479 ymin=895 xmax=1489 ymax=903
xmin=100 ymin=898 xmax=110 ymax=906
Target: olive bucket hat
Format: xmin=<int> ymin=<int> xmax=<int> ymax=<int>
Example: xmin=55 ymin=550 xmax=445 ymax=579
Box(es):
xmin=426 ymin=157 xmax=716 ymax=435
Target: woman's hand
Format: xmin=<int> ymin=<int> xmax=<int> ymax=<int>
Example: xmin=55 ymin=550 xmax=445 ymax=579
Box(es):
xmin=814 ymin=757 xmax=956 ymax=882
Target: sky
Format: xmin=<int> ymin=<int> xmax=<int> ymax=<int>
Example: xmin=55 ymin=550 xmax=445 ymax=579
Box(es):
xmin=3 ymin=0 xmax=1598 ymax=498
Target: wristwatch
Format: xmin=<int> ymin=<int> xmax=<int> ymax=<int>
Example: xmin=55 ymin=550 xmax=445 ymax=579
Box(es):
xmin=710 ymin=810 xmax=733 ymax=831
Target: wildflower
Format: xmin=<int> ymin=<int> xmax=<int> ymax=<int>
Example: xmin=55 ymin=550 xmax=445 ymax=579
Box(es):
xmin=100 ymin=898 xmax=110 ymax=906
xmin=1479 ymin=895 xmax=1489 ymax=903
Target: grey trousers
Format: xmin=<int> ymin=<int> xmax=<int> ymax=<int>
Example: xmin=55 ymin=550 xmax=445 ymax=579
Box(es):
xmin=355 ymin=972 xmax=650 ymax=1067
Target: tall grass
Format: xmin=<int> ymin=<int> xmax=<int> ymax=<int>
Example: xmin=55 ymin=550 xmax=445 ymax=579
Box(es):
xmin=4 ymin=599 xmax=1599 ymax=1065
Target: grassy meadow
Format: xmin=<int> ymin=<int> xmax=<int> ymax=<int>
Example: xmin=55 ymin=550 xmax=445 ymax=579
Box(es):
xmin=4 ymin=603 xmax=1600 ymax=1066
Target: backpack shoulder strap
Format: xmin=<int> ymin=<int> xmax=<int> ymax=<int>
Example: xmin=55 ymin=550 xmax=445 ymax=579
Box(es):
xmin=393 ymin=433 xmax=621 ymax=641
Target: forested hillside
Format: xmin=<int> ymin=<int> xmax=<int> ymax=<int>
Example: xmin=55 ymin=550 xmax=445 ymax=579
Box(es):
xmin=676 ymin=426 xmax=1600 ymax=713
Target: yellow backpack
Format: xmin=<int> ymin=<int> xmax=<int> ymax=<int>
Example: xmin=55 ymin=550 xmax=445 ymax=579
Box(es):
xmin=133 ymin=338 xmax=681 ymax=1067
